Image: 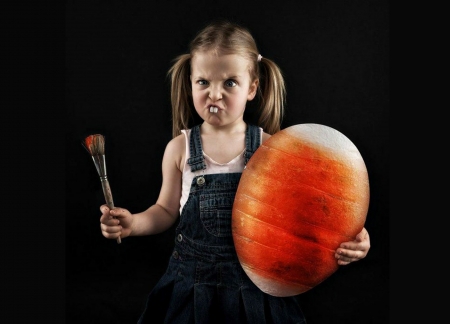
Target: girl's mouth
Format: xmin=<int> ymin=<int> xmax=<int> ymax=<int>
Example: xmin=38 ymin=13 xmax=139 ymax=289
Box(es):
xmin=209 ymin=106 xmax=219 ymax=113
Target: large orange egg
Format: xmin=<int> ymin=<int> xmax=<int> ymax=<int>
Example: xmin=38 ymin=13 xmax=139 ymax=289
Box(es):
xmin=232 ymin=123 xmax=369 ymax=297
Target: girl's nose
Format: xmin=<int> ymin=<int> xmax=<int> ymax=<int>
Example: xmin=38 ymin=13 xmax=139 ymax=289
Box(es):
xmin=209 ymin=86 xmax=223 ymax=101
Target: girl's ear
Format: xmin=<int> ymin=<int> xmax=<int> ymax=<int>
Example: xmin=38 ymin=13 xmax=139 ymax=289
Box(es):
xmin=247 ymin=79 xmax=259 ymax=101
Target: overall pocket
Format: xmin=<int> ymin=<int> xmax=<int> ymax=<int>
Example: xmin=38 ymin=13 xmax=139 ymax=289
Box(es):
xmin=199 ymin=192 xmax=235 ymax=237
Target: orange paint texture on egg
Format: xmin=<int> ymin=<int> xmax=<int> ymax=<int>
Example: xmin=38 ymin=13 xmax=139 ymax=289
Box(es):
xmin=232 ymin=124 xmax=370 ymax=297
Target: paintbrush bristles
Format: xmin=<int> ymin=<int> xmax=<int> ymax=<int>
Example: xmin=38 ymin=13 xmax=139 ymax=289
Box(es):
xmin=84 ymin=134 xmax=105 ymax=156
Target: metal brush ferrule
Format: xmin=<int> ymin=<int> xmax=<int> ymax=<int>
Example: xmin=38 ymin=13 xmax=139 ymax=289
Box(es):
xmin=91 ymin=154 xmax=107 ymax=177
xmin=91 ymin=154 xmax=115 ymax=209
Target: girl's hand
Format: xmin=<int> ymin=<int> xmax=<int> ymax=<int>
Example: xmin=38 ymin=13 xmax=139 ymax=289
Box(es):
xmin=335 ymin=227 xmax=370 ymax=266
xmin=99 ymin=205 xmax=133 ymax=240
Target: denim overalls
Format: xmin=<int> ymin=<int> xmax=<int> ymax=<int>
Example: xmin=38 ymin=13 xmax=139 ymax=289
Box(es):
xmin=138 ymin=124 xmax=306 ymax=324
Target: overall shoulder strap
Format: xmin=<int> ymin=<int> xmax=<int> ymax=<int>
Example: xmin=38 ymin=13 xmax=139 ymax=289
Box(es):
xmin=186 ymin=125 xmax=206 ymax=172
xmin=244 ymin=124 xmax=261 ymax=165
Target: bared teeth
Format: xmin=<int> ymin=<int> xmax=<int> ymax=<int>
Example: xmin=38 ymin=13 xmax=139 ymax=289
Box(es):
xmin=209 ymin=106 xmax=218 ymax=113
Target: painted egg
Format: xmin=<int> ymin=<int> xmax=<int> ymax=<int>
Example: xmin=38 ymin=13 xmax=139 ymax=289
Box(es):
xmin=232 ymin=123 xmax=370 ymax=297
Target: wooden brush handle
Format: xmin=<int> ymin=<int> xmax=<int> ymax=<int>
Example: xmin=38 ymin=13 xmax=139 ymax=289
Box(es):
xmin=100 ymin=177 xmax=121 ymax=244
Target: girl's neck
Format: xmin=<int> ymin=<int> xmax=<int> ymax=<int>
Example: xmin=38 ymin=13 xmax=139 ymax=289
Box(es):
xmin=199 ymin=121 xmax=247 ymax=164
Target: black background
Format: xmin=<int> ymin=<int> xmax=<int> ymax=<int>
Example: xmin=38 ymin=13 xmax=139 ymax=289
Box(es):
xmin=66 ymin=1 xmax=389 ymax=323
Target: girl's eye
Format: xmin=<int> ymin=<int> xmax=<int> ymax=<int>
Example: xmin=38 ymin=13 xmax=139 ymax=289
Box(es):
xmin=225 ymin=80 xmax=237 ymax=87
xmin=197 ymin=80 xmax=208 ymax=86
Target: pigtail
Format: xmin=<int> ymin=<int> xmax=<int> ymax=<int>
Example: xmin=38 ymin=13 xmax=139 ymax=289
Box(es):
xmin=257 ymin=57 xmax=286 ymax=135
xmin=167 ymin=54 xmax=192 ymax=138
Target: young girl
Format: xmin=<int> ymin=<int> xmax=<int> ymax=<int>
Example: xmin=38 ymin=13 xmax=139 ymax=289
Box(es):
xmin=99 ymin=20 xmax=371 ymax=323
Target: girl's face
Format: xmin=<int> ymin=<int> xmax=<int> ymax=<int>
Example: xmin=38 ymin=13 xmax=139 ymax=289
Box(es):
xmin=190 ymin=52 xmax=258 ymax=128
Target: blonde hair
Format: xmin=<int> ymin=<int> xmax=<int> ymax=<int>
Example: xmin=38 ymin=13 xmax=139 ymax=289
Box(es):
xmin=168 ymin=20 xmax=286 ymax=138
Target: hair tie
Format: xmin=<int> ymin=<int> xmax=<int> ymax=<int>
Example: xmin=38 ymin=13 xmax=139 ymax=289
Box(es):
xmin=257 ymin=54 xmax=262 ymax=62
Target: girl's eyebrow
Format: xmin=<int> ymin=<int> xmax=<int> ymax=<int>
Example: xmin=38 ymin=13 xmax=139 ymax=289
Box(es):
xmin=192 ymin=74 xmax=241 ymax=80
xmin=219 ymin=74 xmax=243 ymax=80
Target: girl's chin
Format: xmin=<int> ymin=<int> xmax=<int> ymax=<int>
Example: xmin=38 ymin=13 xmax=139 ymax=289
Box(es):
xmin=205 ymin=116 xmax=222 ymax=125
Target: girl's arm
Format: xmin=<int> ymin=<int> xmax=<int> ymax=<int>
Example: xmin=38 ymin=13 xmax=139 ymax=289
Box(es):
xmin=100 ymin=135 xmax=185 ymax=239
xmin=130 ymin=134 xmax=184 ymax=236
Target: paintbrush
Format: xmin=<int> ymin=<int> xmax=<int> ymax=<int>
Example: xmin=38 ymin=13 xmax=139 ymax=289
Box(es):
xmin=83 ymin=134 xmax=121 ymax=244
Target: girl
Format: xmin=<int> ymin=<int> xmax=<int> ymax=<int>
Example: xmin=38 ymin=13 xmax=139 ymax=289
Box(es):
xmin=99 ymin=20 xmax=370 ymax=323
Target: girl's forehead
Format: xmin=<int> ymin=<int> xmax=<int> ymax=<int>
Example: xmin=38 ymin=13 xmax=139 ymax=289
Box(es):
xmin=191 ymin=52 xmax=251 ymax=74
